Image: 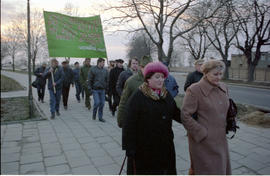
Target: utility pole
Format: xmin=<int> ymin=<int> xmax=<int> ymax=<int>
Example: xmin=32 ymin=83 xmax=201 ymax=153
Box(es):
xmin=27 ymin=0 xmax=33 ymax=118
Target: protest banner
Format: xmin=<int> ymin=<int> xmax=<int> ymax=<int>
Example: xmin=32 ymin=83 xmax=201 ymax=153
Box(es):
xmin=44 ymin=11 xmax=107 ymax=58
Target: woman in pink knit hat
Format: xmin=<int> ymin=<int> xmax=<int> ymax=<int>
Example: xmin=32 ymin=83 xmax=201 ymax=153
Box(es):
xmin=123 ymin=61 xmax=182 ymax=175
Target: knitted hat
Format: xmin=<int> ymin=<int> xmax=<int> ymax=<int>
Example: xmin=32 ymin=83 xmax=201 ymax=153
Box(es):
xmin=139 ymin=55 xmax=153 ymax=67
xmin=143 ymin=61 xmax=169 ymax=78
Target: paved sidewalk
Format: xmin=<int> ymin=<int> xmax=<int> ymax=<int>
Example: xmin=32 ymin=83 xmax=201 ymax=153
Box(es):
xmin=1 ymin=70 xmax=270 ymax=175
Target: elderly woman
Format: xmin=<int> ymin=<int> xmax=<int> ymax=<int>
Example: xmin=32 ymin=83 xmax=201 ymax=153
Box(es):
xmin=181 ymin=60 xmax=231 ymax=175
xmin=123 ymin=61 xmax=181 ymax=175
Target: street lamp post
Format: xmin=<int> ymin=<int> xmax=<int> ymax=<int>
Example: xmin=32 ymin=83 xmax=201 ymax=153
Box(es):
xmin=27 ymin=0 xmax=33 ymax=118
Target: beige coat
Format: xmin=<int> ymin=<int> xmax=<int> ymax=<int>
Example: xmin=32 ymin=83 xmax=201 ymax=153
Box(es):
xmin=181 ymin=77 xmax=231 ymax=175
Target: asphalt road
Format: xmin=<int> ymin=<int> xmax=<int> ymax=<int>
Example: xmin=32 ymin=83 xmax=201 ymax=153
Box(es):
xmin=171 ymin=72 xmax=270 ymax=111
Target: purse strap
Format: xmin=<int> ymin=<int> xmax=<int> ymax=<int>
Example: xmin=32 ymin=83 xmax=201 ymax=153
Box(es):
xmin=119 ymin=156 xmax=127 ymax=175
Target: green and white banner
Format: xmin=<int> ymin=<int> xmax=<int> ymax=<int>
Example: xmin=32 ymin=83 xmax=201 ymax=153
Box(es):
xmin=44 ymin=11 xmax=107 ymax=58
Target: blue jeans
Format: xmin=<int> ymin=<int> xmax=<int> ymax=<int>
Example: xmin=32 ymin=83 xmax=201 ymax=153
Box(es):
xmin=49 ymin=88 xmax=62 ymax=114
xmin=75 ymin=81 xmax=82 ymax=101
xmin=92 ymin=89 xmax=105 ymax=119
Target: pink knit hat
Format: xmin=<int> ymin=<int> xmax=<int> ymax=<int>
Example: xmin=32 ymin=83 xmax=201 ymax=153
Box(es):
xmin=143 ymin=61 xmax=169 ymax=78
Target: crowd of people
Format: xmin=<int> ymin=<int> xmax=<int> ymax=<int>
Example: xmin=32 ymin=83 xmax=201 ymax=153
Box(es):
xmin=34 ymin=56 xmax=233 ymax=175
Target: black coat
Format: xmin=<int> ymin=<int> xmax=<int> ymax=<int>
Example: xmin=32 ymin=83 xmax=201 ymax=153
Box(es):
xmin=116 ymin=68 xmax=133 ymax=96
xmin=62 ymin=67 xmax=74 ymax=88
xmin=123 ymin=88 xmax=181 ymax=175
xmin=34 ymin=66 xmax=47 ymax=86
xmin=108 ymin=67 xmax=124 ymax=95
xmin=184 ymin=71 xmax=203 ymax=91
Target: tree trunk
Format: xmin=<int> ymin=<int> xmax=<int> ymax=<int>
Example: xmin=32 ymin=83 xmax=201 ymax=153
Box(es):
xmin=32 ymin=58 xmax=36 ymax=73
xmin=12 ymin=55 xmax=15 ymax=72
xmin=247 ymin=64 xmax=256 ymax=82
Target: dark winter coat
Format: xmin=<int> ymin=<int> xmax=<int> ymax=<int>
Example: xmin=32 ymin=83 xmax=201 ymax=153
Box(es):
xmin=43 ymin=66 xmax=64 ymax=90
xmin=165 ymin=74 xmax=179 ymax=98
xmin=108 ymin=66 xmax=124 ymax=95
xmin=73 ymin=68 xmax=80 ymax=83
xmin=123 ymin=82 xmax=181 ymax=175
xmin=62 ymin=67 xmax=74 ymax=87
xmin=34 ymin=66 xmax=47 ymax=86
xmin=184 ymin=71 xmax=203 ymax=91
xmin=116 ymin=68 xmax=134 ymax=96
xmin=88 ymin=66 xmax=109 ymax=90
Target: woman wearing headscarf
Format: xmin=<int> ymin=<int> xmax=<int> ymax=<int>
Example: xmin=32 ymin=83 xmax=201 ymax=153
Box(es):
xmin=181 ymin=60 xmax=231 ymax=175
xmin=123 ymin=61 xmax=182 ymax=175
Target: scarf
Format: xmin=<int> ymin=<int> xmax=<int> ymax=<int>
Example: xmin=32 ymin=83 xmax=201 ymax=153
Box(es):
xmin=139 ymin=82 xmax=167 ymax=101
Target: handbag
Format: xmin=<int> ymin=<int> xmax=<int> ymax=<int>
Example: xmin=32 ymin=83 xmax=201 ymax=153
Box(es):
xmin=226 ymin=98 xmax=240 ymax=139
xmin=32 ymin=80 xmax=38 ymax=88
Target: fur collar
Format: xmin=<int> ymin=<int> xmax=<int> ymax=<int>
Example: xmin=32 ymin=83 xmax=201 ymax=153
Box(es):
xmin=139 ymin=82 xmax=168 ymax=101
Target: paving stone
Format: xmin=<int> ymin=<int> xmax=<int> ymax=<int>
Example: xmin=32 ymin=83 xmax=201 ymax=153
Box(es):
xmin=102 ymin=141 xmax=120 ymax=150
xmin=258 ymin=166 xmax=270 ymax=175
xmin=1 ymin=162 xmax=19 ymax=173
xmin=62 ymin=142 xmax=81 ymax=151
xmin=47 ymin=164 xmax=70 ymax=174
xmin=44 ymin=155 xmax=67 ymax=167
xmin=232 ymin=166 xmax=258 ymax=175
xmin=85 ymin=148 xmax=107 ymax=158
xmin=97 ymin=163 xmax=120 ymax=175
xmin=43 ymin=148 xmax=63 ymax=157
xmin=77 ymin=136 xmax=96 ymax=144
xmin=91 ymin=156 xmax=115 ymax=167
xmin=72 ymin=165 xmax=99 ymax=174
xmin=1 ymin=146 xmax=21 ymax=154
xmin=105 ymin=147 xmax=125 ymax=157
xmin=1 ymin=153 xmax=20 ymax=163
xmin=21 ymin=146 xmax=42 ymax=153
xmin=68 ymin=156 xmax=91 ymax=168
xmin=22 ymin=142 xmax=41 ymax=148
xmin=20 ymin=153 xmax=43 ymax=164
xmin=2 ymin=141 xmax=20 ymax=147
xmin=229 ymin=151 xmax=246 ymax=161
xmin=237 ymin=156 xmax=267 ymax=171
xmin=95 ymin=136 xmax=114 ymax=144
xmin=82 ymin=142 xmax=101 ymax=150
xmin=230 ymin=160 xmax=242 ymax=170
xmin=20 ymin=162 xmax=45 ymax=174
xmin=64 ymin=149 xmax=86 ymax=159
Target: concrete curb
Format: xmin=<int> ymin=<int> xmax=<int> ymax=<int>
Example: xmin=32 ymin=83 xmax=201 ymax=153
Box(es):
xmin=225 ymin=82 xmax=270 ymax=90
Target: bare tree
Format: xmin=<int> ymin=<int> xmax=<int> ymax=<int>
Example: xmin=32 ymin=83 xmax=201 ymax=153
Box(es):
xmin=205 ymin=0 xmax=240 ymax=79
xmin=127 ymin=30 xmax=156 ymax=60
xmin=104 ymin=0 xmax=225 ymax=65
xmin=1 ymin=41 xmax=9 ymax=69
xmin=63 ymin=2 xmax=79 ymax=16
xmin=3 ymin=24 xmax=22 ymax=71
xmin=233 ymin=0 xmax=270 ymax=82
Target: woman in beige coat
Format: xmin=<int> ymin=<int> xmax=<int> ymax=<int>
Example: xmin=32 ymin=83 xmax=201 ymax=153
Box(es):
xmin=181 ymin=60 xmax=231 ymax=175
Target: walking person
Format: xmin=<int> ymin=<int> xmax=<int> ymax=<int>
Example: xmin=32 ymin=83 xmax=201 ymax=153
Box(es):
xmin=80 ymin=58 xmax=91 ymax=110
xmin=162 ymin=62 xmax=179 ymax=98
xmin=73 ymin=62 xmax=82 ymax=103
xmin=34 ymin=62 xmax=47 ymax=103
xmin=184 ymin=59 xmax=204 ymax=91
xmin=116 ymin=57 xmax=139 ymax=96
xmin=88 ymin=58 xmax=108 ymax=122
xmin=123 ymin=61 xmax=181 ymax=174
xmin=43 ymin=59 xmax=64 ymax=119
xmin=62 ymin=61 xmax=74 ymax=110
xmin=181 ymin=60 xmax=231 ymax=175
xmin=107 ymin=60 xmax=116 ymax=112
xmin=108 ymin=59 xmax=125 ymax=116
xmin=117 ymin=55 xmax=152 ymax=128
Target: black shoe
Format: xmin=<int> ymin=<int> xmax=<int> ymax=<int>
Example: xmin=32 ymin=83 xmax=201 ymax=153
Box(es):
xmin=112 ymin=111 xmax=115 ymax=116
xmin=51 ymin=113 xmax=55 ymax=119
xmin=41 ymin=100 xmax=44 ymax=103
xmin=56 ymin=111 xmax=60 ymax=116
xmin=88 ymin=105 xmax=91 ymax=110
xmin=99 ymin=118 xmax=106 ymax=123
xmin=78 ymin=100 xmax=80 ymax=103
xmin=92 ymin=116 xmax=96 ymax=120
xmin=38 ymin=97 xmax=40 ymax=102
xmin=64 ymin=106 xmax=67 ymax=110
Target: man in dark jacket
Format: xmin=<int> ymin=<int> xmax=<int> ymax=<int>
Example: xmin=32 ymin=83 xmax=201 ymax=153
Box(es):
xmin=73 ymin=62 xmax=82 ymax=103
xmin=62 ymin=61 xmax=74 ymax=110
xmin=184 ymin=59 xmax=204 ymax=91
xmin=107 ymin=60 xmax=115 ymax=112
xmin=88 ymin=58 xmax=108 ymax=122
xmin=43 ymin=59 xmax=64 ymax=119
xmin=116 ymin=57 xmax=139 ymax=96
xmin=108 ymin=59 xmax=125 ymax=116
xmin=80 ymin=58 xmax=91 ymax=109
xmin=34 ymin=62 xmax=47 ymax=103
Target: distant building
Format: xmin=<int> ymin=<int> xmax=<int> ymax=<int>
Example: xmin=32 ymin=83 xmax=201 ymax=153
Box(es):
xmin=229 ymin=52 xmax=270 ymax=82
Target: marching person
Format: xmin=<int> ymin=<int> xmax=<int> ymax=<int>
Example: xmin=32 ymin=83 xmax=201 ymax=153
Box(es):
xmin=43 ymin=59 xmax=64 ymax=119
xmin=181 ymin=60 xmax=231 ymax=175
xmin=88 ymin=58 xmax=108 ymax=122
xmin=80 ymin=58 xmax=91 ymax=110
xmin=117 ymin=55 xmax=152 ymax=128
xmin=184 ymin=59 xmax=204 ymax=91
xmin=62 ymin=61 xmax=74 ymax=110
xmin=108 ymin=59 xmax=125 ymax=116
xmin=116 ymin=57 xmax=139 ymax=96
xmin=107 ymin=60 xmax=116 ymax=112
xmin=73 ymin=62 xmax=82 ymax=103
xmin=123 ymin=61 xmax=181 ymax=174
xmin=34 ymin=62 xmax=47 ymax=103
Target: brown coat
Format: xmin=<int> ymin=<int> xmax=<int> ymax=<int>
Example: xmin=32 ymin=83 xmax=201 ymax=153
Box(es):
xmin=181 ymin=77 xmax=231 ymax=175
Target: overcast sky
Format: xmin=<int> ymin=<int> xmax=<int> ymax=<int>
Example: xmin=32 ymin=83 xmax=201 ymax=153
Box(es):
xmin=1 ymin=0 xmax=129 ymax=62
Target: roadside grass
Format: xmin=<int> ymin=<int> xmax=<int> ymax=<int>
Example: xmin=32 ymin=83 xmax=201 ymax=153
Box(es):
xmin=1 ymin=75 xmax=25 ymax=92
xmin=175 ymin=94 xmax=270 ymax=128
xmin=2 ymin=69 xmax=32 ymax=75
xmin=1 ymin=97 xmax=41 ymax=122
